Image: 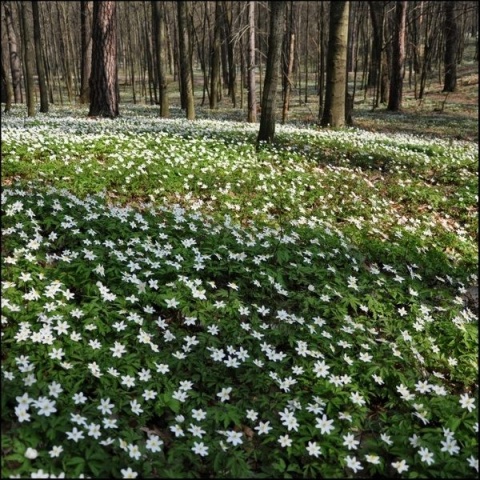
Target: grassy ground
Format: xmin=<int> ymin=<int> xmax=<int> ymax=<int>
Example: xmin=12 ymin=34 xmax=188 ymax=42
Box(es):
xmin=1 ymin=66 xmax=478 ymax=479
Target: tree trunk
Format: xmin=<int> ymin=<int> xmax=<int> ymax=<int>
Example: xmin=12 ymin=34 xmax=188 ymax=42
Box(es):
xmin=1 ymin=45 xmax=13 ymax=111
xmin=210 ymin=2 xmax=221 ymax=109
xmin=3 ymin=1 xmax=22 ymax=103
xmin=88 ymin=1 xmax=119 ymax=118
xmin=20 ymin=2 xmax=35 ymax=116
xmin=152 ymin=1 xmax=170 ymax=116
xmin=177 ymin=1 xmax=195 ymax=119
xmin=443 ymin=1 xmax=457 ymax=92
xmin=257 ymin=1 xmax=286 ymax=144
xmin=80 ymin=1 xmax=93 ymax=104
xmin=281 ymin=1 xmax=295 ymax=124
xmin=247 ymin=1 xmax=256 ymax=122
xmin=31 ymin=1 xmax=49 ymax=113
xmin=387 ymin=0 xmax=407 ymax=111
xmin=321 ymin=1 xmax=350 ymax=127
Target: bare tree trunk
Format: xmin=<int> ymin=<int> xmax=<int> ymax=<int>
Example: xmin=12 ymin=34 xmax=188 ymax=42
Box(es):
xmin=387 ymin=0 xmax=407 ymax=111
xmin=20 ymin=2 xmax=35 ymax=116
xmin=443 ymin=1 xmax=457 ymax=92
xmin=177 ymin=1 xmax=195 ymax=119
xmin=88 ymin=1 xmax=119 ymax=118
xmin=80 ymin=1 xmax=93 ymax=104
xmin=3 ymin=1 xmax=22 ymax=103
xmin=31 ymin=1 xmax=48 ymax=113
xmin=1 ymin=45 xmax=13 ymax=111
xmin=152 ymin=1 xmax=170 ymax=116
xmin=257 ymin=1 xmax=286 ymax=144
xmin=247 ymin=0 xmax=256 ymax=122
xmin=317 ymin=1 xmax=327 ymax=120
xmin=210 ymin=2 xmax=221 ymax=109
xmin=281 ymin=1 xmax=295 ymax=124
xmin=321 ymin=1 xmax=350 ymax=127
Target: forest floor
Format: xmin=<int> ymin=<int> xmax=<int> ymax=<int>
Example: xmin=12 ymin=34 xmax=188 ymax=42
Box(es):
xmin=1 ymin=64 xmax=478 ymax=479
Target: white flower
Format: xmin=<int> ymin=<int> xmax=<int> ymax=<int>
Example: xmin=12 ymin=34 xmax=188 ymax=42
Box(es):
xmin=418 ymin=447 xmax=435 ymax=466
xmin=306 ymin=441 xmax=321 ymax=457
xmin=342 ymin=433 xmax=360 ymax=450
xmin=467 ymin=456 xmax=479 ymax=472
xmin=192 ymin=409 xmax=207 ymax=421
xmin=345 ymin=455 xmax=363 ymax=473
xmin=225 ymin=430 xmax=243 ymax=446
xmin=365 ymin=454 xmax=381 ymax=465
xmin=440 ymin=437 xmax=460 ymax=455
xmin=120 ymin=467 xmax=138 ymax=478
xmin=191 ymin=441 xmax=209 ymax=457
xmin=392 ymin=459 xmax=409 ymax=473
xmin=350 ymin=391 xmax=366 ymax=406
xmin=254 ymin=421 xmax=272 ymax=435
xmin=49 ymin=445 xmax=64 ymax=458
xmin=146 ymin=435 xmax=163 ymax=453
xmin=217 ymin=387 xmax=232 ymax=402
xmin=25 ymin=447 xmax=38 ymax=459
xmin=278 ymin=434 xmax=292 ymax=447
xmin=315 ymin=414 xmax=335 ymax=435
xmin=459 ymin=393 xmax=476 ymax=413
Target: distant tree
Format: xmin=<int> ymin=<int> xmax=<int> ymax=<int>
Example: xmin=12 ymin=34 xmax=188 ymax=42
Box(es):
xmin=321 ymin=1 xmax=350 ymax=127
xmin=3 ymin=1 xmax=22 ymax=103
xmin=177 ymin=1 xmax=195 ymax=119
xmin=20 ymin=2 xmax=35 ymax=116
xmin=257 ymin=1 xmax=286 ymax=144
xmin=247 ymin=0 xmax=256 ymax=122
xmin=31 ymin=1 xmax=49 ymax=113
xmin=80 ymin=1 xmax=93 ymax=104
xmin=443 ymin=1 xmax=458 ymax=92
xmin=89 ymin=1 xmax=119 ymax=118
xmin=210 ymin=2 xmax=221 ymax=109
xmin=387 ymin=0 xmax=407 ymax=111
xmin=152 ymin=1 xmax=170 ymax=117
xmin=281 ymin=1 xmax=296 ymax=124
xmin=1 ymin=45 xmax=13 ymax=112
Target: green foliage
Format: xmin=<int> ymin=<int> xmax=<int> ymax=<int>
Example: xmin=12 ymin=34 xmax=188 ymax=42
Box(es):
xmin=1 ymin=105 xmax=478 ymax=478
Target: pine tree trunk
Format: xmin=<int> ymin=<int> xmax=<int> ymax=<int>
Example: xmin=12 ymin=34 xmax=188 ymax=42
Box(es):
xmin=177 ymin=1 xmax=195 ymax=119
xmin=3 ymin=1 xmax=22 ymax=103
xmin=321 ymin=1 xmax=350 ymax=127
xmin=281 ymin=1 xmax=295 ymax=124
xmin=247 ymin=1 xmax=256 ymax=123
xmin=210 ymin=2 xmax=221 ymax=109
xmin=1 ymin=48 xmax=13 ymax=112
xmin=152 ymin=1 xmax=170 ymax=117
xmin=387 ymin=0 xmax=407 ymax=111
xmin=257 ymin=1 xmax=287 ymax=144
xmin=20 ymin=2 xmax=35 ymax=116
xmin=31 ymin=1 xmax=49 ymax=113
xmin=80 ymin=1 xmax=93 ymax=104
xmin=88 ymin=1 xmax=119 ymax=118
xmin=443 ymin=1 xmax=457 ymax=92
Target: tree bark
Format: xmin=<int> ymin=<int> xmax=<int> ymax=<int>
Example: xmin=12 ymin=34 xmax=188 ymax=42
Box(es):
xmin=80 ymin=1 xmax=93 ymax=104
xmin=210 ymin=2 xmax=221 ymax=109
xmin=3 ymin=1 xmax=22 ymax=103
xmin=443 ymin=1 xmax=457 ymax=92
xmin=247 ymin=0 xmax=256 ymax=123
xmin=152 ymin=1 xmax=170 ymax=116
xmin=1 ymin=45 xmax=13 ymax=111
xmin=321 ymin=1 xmax=350 ymax=127
xmin=257 ymin=1 xmax=286 ymax=144
xmin=20 ymin=2 xmax=35 ymax=116
xmin=31 ymin=1 xmax=49 ymax=113
xmin=281 ymin=1 xmax=295 ymax=124
xmin=387 ymin=0 xmax=407 ymax=111
xmin=177 ymin=1 xmax=195 ymax=119
xmin=88 ymin=1 xmax=119 ymax=118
